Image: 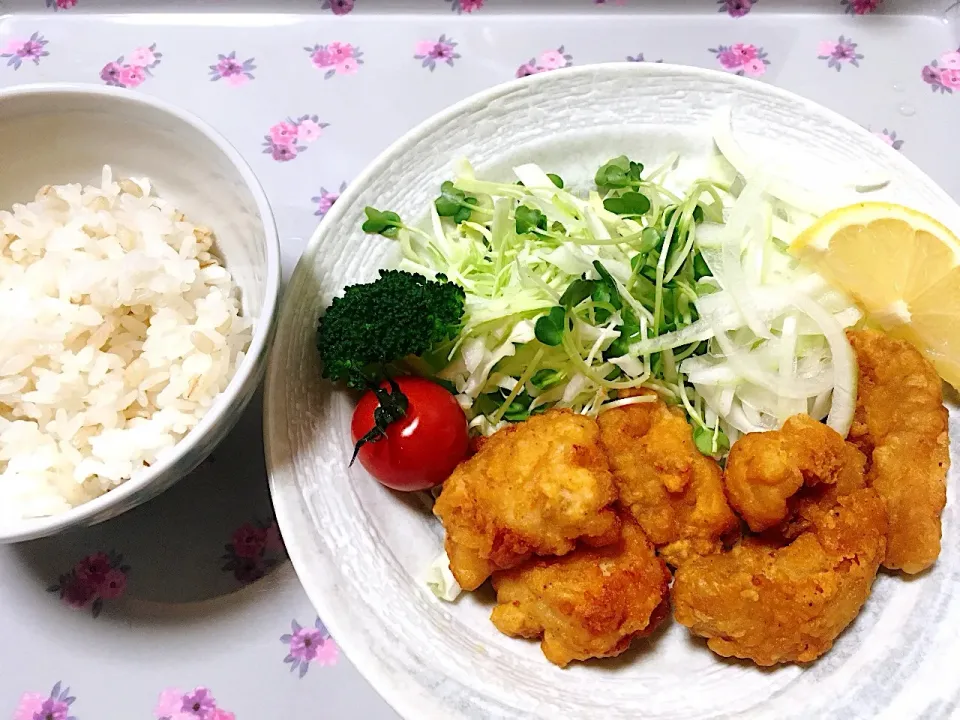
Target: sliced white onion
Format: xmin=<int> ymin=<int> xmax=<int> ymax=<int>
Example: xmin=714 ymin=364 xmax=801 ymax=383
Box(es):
xmin=772 ymin=215 xmax=800 ymax=244
xmin=701 ymin=307 xmax=834 ymax=400
xmin=684 ymin=364 xmax=741 ymax=386
xmin=718 ymin=386 xmax=736 ymax=416
xmin=714 ymin=108 xmax=872 ymax=217
xmin=810 ymin=389 xmax=833 ymax=421
xmin=776 ymin=315 xmax=803 ymax=422
xmin=628 ymin=318 xmax=717 ymax=355
xmin=833 ymin=306 xmax=863 ymax=329
xmin=779 ymin=289 xmax=857 ymax=435
xmin=739 ymin=383 xmax=793 ymax=423
xmin=740 ymin=397 xmax=780 ymax=431
xmin=719 ymin=179 xmax=772 ymax=339
xmin=699 ymin=286 xmax=855 ymax=435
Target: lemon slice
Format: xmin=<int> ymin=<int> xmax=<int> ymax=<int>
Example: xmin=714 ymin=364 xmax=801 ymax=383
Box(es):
xmin=790 ymin=201 xmax=960 ymax=387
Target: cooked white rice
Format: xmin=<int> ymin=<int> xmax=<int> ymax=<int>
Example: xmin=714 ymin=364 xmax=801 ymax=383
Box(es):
xmin=0 ymin=166 xmax=251 ymax=521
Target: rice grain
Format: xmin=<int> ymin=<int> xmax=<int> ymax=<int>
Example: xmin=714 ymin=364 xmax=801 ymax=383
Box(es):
xmin=0 ymin=166 xmax=252 ymax=521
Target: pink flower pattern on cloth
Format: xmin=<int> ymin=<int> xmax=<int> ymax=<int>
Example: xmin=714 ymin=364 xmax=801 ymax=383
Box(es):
xmin=923 ymin=48 xmax=960 ymax=93
xmin=100 ymin=43 xmax=162 ymax=87
xmin=154 ymin=687 xmax=235 ymax=720
xmin=414 ymin=35 xmax=461 ymax=70
xmin=709 ymin=43 xmax=770 ymax=77
xmin=321 ymin=0 xmax=354 ymax=13
xmin=47 ymin=551 xmax=130 ymax=618
xmin=221 ymin=519 xmax=286 ymax=584
xmin=626 ymin=52 xmax=663 ymax=63
xmin=312 ymin=181 xmax=349 ymax=217
xmin=516 ymin=46 xmax=574 ymax=78
xmin=305 ymin=42 xmax=364 ymax=79
xmin=281 ymin=617 xmax=340 ymax=678
xmin=717 ymin=0 xmax=756 ymax=16
xmin=446 ymin=0 xmax=484 ymax=11
xmin=841 ymin=0 xmax=882 ymax=13
xmin=14 ymin=682 xmax=77 ymax=720
xmin=209 ymin=51 xmax=256 ymax=86
xmin=874 ymin=128 xmax=904 ymax=150
xmin=1 ymin=32 xmax=50 ymax=69
xmin=45 ymin=0 xmax=77 ymax=9
xmin=0 ymin=18 xmax=937 ymax=717
xmin=262 ymin=115 xmax=328 ymax=162
xmin=818 ymin=36 xmax=864 ymax=71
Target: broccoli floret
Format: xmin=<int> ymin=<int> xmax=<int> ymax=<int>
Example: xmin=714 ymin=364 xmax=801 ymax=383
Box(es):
xmin=316 ymin=270 xmax=466 ymax=389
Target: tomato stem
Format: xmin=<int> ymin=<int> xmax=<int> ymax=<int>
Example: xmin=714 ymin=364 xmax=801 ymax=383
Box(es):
xmin=350 ymin=376 xmax=409 ymax=466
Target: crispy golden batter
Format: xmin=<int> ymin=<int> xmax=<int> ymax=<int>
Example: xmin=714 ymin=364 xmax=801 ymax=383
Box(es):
xmin=724 ymin=414 xmax=867 ymax=533
xmin=847 ymin=329 xmax=949 ymax=574
xmin=490 ymin=517 xmax=671 ymax=667
xmin=433 ymin=410 xmax=620 ymax=591
xmin=777 ymin=456 xmax=869 ymax=542
xmin=598 ymin=393 xmax=739 ymax=567
xmin=673 ymin=488 xmax=887 ymax=666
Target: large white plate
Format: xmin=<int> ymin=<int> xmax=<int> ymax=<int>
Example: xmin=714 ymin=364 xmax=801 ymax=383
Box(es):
xmin=264 ymin=64 xmax=960 ymax=720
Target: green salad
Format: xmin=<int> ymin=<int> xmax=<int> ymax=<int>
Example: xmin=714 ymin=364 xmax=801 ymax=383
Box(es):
xmin=335 ymin=112 xmax=868 ymax=463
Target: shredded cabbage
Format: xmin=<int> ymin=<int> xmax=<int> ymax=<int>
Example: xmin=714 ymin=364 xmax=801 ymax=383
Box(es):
xmin=385 ymin=109 xmax=872 ymax=458
xmin=424 ymin=550 xmax=461 ymax=602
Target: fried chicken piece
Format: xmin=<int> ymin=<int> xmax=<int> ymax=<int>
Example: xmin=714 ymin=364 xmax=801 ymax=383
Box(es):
xmin=434 ymin=410 xmax=620 ymax=591
xmin=777 ymin=451 xmax=869 ymax=542
xmin=673 ymin=488 xmax=887 ymax=666
xmin=490 ymin=516 xmax=671 ymax=667
xmin=847 ymin=329 xmax=949 ymax=574
xmin=598 ymin=393 xmax=739 ymax=567
xmin=724 ymin=414 xmax=867 ymax=533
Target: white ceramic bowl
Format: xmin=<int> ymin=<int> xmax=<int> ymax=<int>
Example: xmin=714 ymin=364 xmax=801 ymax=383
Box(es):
xmin=265 ymin=64 xmax=960 ymax=719
xmin=0 ymin=83 xmax=280 ymax=543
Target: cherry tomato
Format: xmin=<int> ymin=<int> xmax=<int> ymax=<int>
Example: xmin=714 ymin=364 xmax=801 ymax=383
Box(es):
xmin=351 ymin=376 xmax=469 ymax=492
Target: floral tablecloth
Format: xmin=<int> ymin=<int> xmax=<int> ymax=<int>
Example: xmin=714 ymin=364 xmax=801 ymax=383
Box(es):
xmin=0 ymin=0 xmax=958 ymax=718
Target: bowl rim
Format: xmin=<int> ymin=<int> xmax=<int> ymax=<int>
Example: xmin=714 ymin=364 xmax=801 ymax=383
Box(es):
xmin=264 ymin=61 xmax=958 ymax=720
xmin=0 ymin=82 xmax=281 ymax=543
